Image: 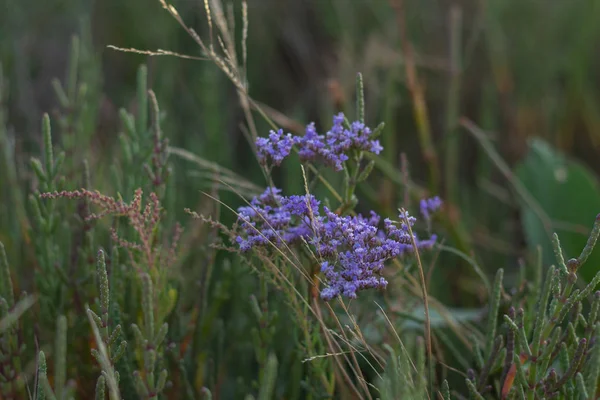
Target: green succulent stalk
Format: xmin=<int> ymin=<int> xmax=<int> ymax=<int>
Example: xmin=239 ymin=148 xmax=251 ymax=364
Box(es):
xmin=131 ymin=273 xmax=169 ymax=399
xmin=460 ymin=215 xmax=600 ymax=399
xmin=88 ymin=250 xmax=128 ymax=398
xmin=336 ymin=73 xmax=382 ymax=216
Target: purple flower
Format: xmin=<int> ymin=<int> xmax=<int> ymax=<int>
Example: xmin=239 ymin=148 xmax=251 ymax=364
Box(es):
xmin=255 ymin=113 xmax=384 ymax=171
xmin=235 ymin=189 xmax=438 ymax=301
xmin=256 ymin=129 xmax=295 ymax=166
xmin=281 ymin=195 xmax=320 ymax=217
xmin=313 ymin=208 xmax=400 ymax=300
xmin=315 ymin=209 xmax=438 ymax=300
xmin=236 ymin=187 xmax=317 ymax=251
xmin=420 ymin=196 xmax=443 ymax=221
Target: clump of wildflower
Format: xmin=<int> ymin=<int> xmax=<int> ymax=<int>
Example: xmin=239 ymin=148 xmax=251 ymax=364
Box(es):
xmin=317 ymin=209 xmax=400 ymax=300
xmin=256 ymin=129 xmax=295 ymax=167
xmin=255 ymin=113 xmax=383 ymax=171
xmin=235 ymin=187 xmax=318 ymax=252
xmin=317 ymin=209 xmax=438 ymax=300
xmin=420 ymin=196 xmax=443 ymax=221
xmin=235 ymin=188 xmax=437 ymax=300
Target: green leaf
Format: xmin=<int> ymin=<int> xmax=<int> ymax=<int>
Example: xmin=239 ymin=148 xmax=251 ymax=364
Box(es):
xmin=514 ymin=138 xmax=600 ymax=282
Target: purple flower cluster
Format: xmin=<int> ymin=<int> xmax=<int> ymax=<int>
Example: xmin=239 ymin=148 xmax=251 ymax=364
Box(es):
xmin=236 ymin=188 xmax=318 ymax=252
xmin=420 ymin=196 xmax=443 ymax=221
xmin=317 ymin=209 xmax=423 ymax=301
xmin=236 ymin=187 xmax=438 ymax=300
xmin=256 ymin=129 xmax=295 ymax=166
xmin=256 ymin=113 xmax=383 ymax=171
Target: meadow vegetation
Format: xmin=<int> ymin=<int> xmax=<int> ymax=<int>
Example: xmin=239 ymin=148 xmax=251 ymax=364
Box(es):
xmin=1 ymin=1 xmax=600 ymax=399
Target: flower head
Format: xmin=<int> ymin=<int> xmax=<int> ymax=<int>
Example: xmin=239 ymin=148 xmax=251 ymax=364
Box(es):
xmin=256 ymin=129 xmax=295 ymax=167
xmin=235 ymin=187 xmax=318 ymax=252
xmin=235 ymin=188 xmax=438 ymax=301
xmin=420 ymin=196 xmax=443 ymax=221
xmin=255 ymin=112 xmax=383 ymax=171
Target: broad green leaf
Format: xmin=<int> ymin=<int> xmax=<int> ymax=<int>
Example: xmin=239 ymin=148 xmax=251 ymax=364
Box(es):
xmin=514 ymin=138 xmax=600 ymax=282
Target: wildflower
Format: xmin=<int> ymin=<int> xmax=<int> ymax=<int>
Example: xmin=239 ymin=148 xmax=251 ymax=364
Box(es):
xmin=314 ymin=209 xmax=437 ymax=300
xmin=235 ymin=188 xmax=438 ymax=300
xmin=314 ymin=208 xmax=402 ymax=300
xmin=256 ymin=129 xmax=295 ymax=167
xmin=255 ymin=113 xmax=383 ymax=171
xmin=420 ymin=196 xmax=443 ymax=221
xmin=295 ymin=122 xmax=327 ymax=164
xmin=235 ymin=187 xmax=318 ymax=252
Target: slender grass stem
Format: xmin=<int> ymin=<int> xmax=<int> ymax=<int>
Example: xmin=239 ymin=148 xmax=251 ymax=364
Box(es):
xmin=401 ymin=208 xmax=433 ymax=399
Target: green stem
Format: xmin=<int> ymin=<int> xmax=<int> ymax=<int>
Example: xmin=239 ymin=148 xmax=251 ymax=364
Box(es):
xmin=525 ymin=279 xmax=576 ymax=399
xmin=338 ymin=152 xmax=363 ymax=214
xmin=444 ymin=5 xmax=462 ymax=207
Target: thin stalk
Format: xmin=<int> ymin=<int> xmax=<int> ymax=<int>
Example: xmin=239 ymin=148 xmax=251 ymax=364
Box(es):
xmin=540 ymin=279 xmax=576 ymax=341
xmin=402 ymin=209 xmax=433 ymax=398
xmin=389 ymin=0 xmax=441 ymax=192
xmin=444 ymin=5 xmax=463 ymax=206
xmin=313 ymin=297 xmax=365 ymax=399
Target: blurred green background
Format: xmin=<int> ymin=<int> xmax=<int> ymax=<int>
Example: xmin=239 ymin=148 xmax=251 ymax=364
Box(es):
xmin=2 ymin=0 xmax=600 ymax=344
